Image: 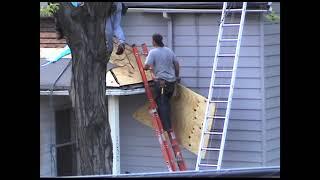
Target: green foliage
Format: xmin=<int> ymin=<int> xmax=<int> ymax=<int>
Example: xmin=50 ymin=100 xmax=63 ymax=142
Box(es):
xmin=265 ymin=10 xmax=280 ymax=22
xmin=40 ymin=3 xmax=60 ymax=17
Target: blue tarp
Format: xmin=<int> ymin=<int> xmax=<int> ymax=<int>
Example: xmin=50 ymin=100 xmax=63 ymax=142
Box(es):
xmin=41 ymin=45 xmax=71 ymax=67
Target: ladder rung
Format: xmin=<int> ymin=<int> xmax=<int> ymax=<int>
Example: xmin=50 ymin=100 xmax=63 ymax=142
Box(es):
xmin=207 ymin=115 xmax=226 ymax=119
xmin=212 ymin=84 xmax=230 ymax=87
xmin=215 ymin=69 xmax=233 ymax=72
xmin=223 ymin=23 xmax=240 ymax=27
xmin=220 ymin=38 xmax=238 ymax=42
xmin=198 ymin=163 xmax=218 ymax=167
xmin=204 ymin=131 xmax=223 ymax=135
xmin=202 ymin=147 xmax=220 ymax=151
xmin=210 ymin=100 xmax=228 ymax=103
xmin=226 ymin=9 xmax=243 ymax=12
xmin=218 ymin=54 xmax=236 ymax=57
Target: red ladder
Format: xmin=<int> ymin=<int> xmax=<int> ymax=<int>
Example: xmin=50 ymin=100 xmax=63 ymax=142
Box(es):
xmin=132 ymin=44 xmax=187 ymax=171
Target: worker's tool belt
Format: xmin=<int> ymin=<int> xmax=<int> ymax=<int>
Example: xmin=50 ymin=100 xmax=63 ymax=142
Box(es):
xmin=155 ymin=79 xmax=176 ymax=96
xmin=155 ymin=79 xmax=175 ymax=88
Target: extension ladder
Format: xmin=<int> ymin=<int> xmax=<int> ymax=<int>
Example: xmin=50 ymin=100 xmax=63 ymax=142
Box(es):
xmin=132 ymin=44 xmax=187 ymax=171
xmin=195 ymin=2 xmax=247 ymax=171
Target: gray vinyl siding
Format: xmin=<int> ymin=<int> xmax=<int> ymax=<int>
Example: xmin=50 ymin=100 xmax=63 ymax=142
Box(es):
xmin=119 ymin=94 xmax=173 ymax=173
xmin=119 ymin=11 xmax=265 ymax=172
xmin=173 ymin=13 xmax=263 ymax=168
xmin=264 ymin=2 xmax=280 ymax=166
xmin=122 ymin=13 xmax=168 ymax=47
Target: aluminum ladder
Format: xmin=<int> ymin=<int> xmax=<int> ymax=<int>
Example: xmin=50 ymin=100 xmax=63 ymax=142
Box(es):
xmin=195 ymin=2 xmax=247 ymax=171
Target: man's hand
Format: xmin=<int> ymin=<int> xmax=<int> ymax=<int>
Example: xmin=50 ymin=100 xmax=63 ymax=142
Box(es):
xmin=144 ymin=64 xmax=154 ymax=71
xmin=144 ymin=64 xmax=151 ymax=70
xmin=172 ymin=81 xmax=180 ymax=99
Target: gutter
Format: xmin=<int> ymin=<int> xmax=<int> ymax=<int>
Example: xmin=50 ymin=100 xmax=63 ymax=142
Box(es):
xmin=40 ymin=4 xmax=272 ymax=18
xmin=40 ymin=88 xmax=145 ymax=96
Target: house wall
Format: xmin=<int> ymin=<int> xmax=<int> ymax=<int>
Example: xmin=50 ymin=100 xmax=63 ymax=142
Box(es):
xmin=263 ymin=2 xmax=280 ymax=166
xmin=120 ymin=11 xmax=266 ymax=172
xmin=40 ymin=3 xmax=280 ymax=175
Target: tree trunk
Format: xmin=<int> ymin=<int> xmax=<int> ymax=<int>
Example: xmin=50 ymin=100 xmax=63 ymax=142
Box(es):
xmin=55 ymin=2 xmax=113 ymax=175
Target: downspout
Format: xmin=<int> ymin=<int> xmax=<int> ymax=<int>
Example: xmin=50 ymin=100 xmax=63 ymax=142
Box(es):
xmin=260 ymin=13 xmax=267 ymax=166
xmin=162 ymin=12 xmax=173 ymax=50
xmin=268 ymin=2 xmax=273 ymax=12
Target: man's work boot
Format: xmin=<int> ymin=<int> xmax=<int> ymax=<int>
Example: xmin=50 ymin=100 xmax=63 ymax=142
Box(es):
xmin=116 ymin=43 xmax=125 ymax=55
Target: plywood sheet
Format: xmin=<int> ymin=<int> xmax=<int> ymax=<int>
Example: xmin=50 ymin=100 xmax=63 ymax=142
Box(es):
xmin=133 ymin=84 xmax=215 ymax=156
xmin=106 ymin=41 xmax=153 ymax=87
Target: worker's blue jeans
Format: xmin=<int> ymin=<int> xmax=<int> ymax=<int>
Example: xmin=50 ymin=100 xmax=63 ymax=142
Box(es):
xmin=154 ymin=80 xmax=176 ymax=132
xmin=105 ymin=2 xmax=126 ymax=53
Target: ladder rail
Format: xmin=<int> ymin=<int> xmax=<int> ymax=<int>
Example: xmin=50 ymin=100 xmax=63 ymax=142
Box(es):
xmin=141 ymin=43 xmax=156 ymax=80
xmin=216 ymin=2 xmax=247 ymax=170
xmin=195 ymin=2 xmax=228 ymax=171
xmin=151 ymin=112 xmax=177 ymax=171
xmin=168 ymin=130 xmax=187 ymax=171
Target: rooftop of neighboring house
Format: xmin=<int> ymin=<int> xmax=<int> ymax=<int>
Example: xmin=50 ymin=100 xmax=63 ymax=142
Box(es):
xmin=40 ymin=17 xmax=65 ymax=48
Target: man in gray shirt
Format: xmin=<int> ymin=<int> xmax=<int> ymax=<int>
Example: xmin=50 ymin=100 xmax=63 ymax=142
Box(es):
xmin=144 ymin=33 xmax=180 ymax=132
